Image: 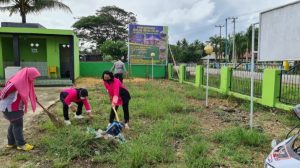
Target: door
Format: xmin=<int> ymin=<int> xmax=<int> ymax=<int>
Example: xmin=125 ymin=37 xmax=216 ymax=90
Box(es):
xmin=59 ymin=44 xmax=71 ymax=78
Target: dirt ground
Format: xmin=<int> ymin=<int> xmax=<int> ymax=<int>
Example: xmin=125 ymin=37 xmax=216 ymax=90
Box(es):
xmin=0 ymin=87 xmax=66 ymax=147
xmin=75 ymin=77 xmax=149 ymax=88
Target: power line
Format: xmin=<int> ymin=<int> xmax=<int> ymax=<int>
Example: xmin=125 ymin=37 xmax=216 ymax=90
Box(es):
xmin=215 ymin=24 xmax=224 ymax=38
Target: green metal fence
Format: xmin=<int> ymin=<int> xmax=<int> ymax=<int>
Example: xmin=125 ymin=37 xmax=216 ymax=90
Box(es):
xmin=279 ymin=69 xmax=300 ymax=105
xmin=169 ymin=64 xmax=293 ymax=111
xmin=230 ymin=69 xmax=263 ymax=98
xmin=203 ymin=68 xmax=221 ymax=89
xmin=185 ymin=64 xmax=196 ymax=83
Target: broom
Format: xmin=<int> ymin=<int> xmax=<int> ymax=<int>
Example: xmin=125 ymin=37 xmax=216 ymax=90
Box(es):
xmin=37 ymin=101 xmax=64 ymax=128
xmin=112 ymin=107 xmax=120 ymax=122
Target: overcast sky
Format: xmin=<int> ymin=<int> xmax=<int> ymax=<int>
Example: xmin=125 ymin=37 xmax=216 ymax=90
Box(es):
xmin=0 ymin=0 xmax=297 ymax=44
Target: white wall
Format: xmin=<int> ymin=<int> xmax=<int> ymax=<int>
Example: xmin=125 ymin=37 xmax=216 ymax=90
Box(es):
xmin=259 ymin=1 xmax=300 ymax=61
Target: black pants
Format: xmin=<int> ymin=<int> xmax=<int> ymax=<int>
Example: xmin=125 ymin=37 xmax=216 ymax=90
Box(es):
xmin=62 ymin=102 xmax=83 ymax=120
xmin=60 ymin=92 xmax=83 ymax=120
xmin=110 ymin=102 xmax=129 ymax=123
xmin=3 ymin=110 xmax=26 ymax=146
xmin=114 ymin=73 xmax=123 ymax=83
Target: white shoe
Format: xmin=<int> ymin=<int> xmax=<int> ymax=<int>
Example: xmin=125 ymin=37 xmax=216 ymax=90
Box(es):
xmin=64 ymin=120 xmax=71 ymax=125
xmin=125 ymin=123 xmax=130 ymax=129
xmin=107 ymin=123 xmax=111 ymax=129
xmin=74 ymin=115 xmax=84 ymax=119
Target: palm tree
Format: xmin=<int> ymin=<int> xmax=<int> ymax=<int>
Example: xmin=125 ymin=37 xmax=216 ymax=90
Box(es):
xmin=0 ymin=0 xmax=72 ymax=23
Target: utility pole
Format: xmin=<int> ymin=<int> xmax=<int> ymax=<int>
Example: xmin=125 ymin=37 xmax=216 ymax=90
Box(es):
xmin=232 ymin=17 xmax=237 ymax=63
xmin=227 ymin=17 xmax=238 ymax=63
xmin=215 ymin=25 xmax=224 ymax=38
xmin=215 ymin=25 xmax=224 ymax=59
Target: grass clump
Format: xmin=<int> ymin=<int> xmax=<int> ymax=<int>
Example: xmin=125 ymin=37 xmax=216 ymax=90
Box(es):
xmin=213 ymin=126 xmax=268 ymax=147
xmin=184 ymin=135 xmax=219 ymax=168
xmin=38 ymin=121 xmax=118 ymax=164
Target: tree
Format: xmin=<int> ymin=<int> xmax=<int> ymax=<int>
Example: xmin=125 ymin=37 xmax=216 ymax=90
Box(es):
xmin=245 ymin=25 xmax=259 ymax=52
xmin=233 ymin=32 xmax=247 ymax=60
xmin=170 ymin=39 xmax=205 ymax=63
xmin=73 ymin=6 xmax=136 ymax=46
xmin=100 ymin=40 xmax=127 ymax=60
xmin=209 ymin=35 xmax=226 ymax=60
xmin=96 ymin=6 xmax=136 ymax=28
xmin=0 ymin=0 xmax=71 ymax=23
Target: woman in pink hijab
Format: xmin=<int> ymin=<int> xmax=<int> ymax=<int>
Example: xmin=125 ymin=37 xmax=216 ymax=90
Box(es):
xmin=0 ymin=67 xmax=40 ymax=151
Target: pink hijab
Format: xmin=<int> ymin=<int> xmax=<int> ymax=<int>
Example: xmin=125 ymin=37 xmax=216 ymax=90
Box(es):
xmin=8 ymin=67 xmax=41 ymax=112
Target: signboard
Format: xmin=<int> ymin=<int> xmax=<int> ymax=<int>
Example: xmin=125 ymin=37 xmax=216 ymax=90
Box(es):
xmin=128 ymin=24 xmax=168 ymax=64
xmin=259 ymin=1 xmax=300 ymax=61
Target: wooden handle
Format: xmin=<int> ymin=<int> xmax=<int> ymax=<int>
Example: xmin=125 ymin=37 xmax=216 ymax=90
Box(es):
xmin=37 ymin=101 xmax=50 ymax=114
xmin=112 ymin=107 xmax=120 ymax=122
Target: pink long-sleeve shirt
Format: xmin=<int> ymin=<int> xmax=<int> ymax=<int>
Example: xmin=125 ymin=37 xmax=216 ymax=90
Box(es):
xmin=103 ymin=78 xmax=128 ymax=106
xmin=61 ymin=88 xmax=91 ymax=112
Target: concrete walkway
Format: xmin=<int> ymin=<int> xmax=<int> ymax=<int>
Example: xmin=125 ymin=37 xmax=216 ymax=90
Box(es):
xmin=0 ymin=87 xmax=65 ymax=147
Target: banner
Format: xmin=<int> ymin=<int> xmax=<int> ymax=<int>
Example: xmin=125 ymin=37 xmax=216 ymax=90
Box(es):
xmin=128 ymin=24 xmax=168 ymax=65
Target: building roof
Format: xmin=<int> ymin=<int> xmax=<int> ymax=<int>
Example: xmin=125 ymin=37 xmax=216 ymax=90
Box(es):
xmin=0 ymin=27 xmax=74 ymax=36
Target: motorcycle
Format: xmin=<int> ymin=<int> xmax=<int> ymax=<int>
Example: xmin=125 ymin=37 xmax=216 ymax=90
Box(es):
xmin=265 ymin=104 xmax=300 ymax=168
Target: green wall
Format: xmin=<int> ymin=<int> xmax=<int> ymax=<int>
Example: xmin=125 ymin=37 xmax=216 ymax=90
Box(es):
xmin=74 ymin=36 xmax=80 ymax=79
xmin=130 ymin=64 xmax=166 ymax=78
xmin=2 ymin=37 xmax=13 ymax=62
xmin=80 ymin=62 xmax=167 ymax=78
xmin=262 ymin=69 xmax=281 ymax=107
xmin=20 ymin=37 xmax=46 ymax=62
xmin=80 ymin=62 xmax=113 ymax=77
xmin=0 ymin=37 xmax=3 ymax=77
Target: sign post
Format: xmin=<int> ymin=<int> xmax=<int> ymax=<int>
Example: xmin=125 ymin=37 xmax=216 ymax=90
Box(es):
xmin=151 ymin=52 xmax=155 ymax=79
xmin=203 ymin=44 xmax=214 ymax=107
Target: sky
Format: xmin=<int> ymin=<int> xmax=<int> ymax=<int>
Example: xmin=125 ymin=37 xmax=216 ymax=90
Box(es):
xmin=0 ymin=0 xmax=297 ymax=44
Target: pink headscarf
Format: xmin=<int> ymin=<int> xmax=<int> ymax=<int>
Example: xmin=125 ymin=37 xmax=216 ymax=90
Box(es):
xmin=8 ymin=67 xmax=41 ymax=112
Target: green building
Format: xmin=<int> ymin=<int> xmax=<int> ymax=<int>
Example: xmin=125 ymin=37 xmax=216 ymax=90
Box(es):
xmin=0 ymin=22 xmax=79 ymax=85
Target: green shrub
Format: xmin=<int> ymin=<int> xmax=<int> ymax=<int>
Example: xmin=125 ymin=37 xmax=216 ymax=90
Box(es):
xmin=213 ymin=126 xmax=268 ymax=147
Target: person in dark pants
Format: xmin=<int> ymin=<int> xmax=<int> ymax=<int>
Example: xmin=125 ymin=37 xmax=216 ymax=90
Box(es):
xmin=0 ymin=67 xmax=40 ymax=151
xmin=60 ymin=88 xmax=92 ymax=125
xmin=102 ymin=71 xmax=131 ymax=129
xmin=111 ymin=57 xmax=127 ymax=83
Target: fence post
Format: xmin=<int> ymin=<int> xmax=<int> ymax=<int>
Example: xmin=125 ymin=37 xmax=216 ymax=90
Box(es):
xmin=195 ymin=65 xmax=204 ymax=87
xmin=179 ymin=64 xmax=185 ymax=83
xmin=261 ymin=69 xmax=281 ymax=107
xmin=220 ymin=67 xmax=232 ymax=94
xmin=168 ymin=64 xmax=172 ymax=80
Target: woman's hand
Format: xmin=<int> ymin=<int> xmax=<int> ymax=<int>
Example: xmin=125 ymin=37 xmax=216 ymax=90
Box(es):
xmin=70 ymin=105 xmax=76 ymax=112
xmin=112 ymin=96 xmax=118 ymax=104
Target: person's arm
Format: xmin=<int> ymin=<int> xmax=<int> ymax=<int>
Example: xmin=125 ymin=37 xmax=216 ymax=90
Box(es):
xmin=112 ymin=80 xmax=120 ymax=106
xmin=82 ymin=98 xmax=91 ymax=113
xmin=123 ymin=62 xmax=127 ymax=73
xmin=0 ymin=83 xmax=16 ymax=100
xmin=111 ymin=63 xmax=115 ymax=72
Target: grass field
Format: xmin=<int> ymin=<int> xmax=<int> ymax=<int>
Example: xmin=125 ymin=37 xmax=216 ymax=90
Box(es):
xmin=0 ymin=78 xmax=298 ymax=168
